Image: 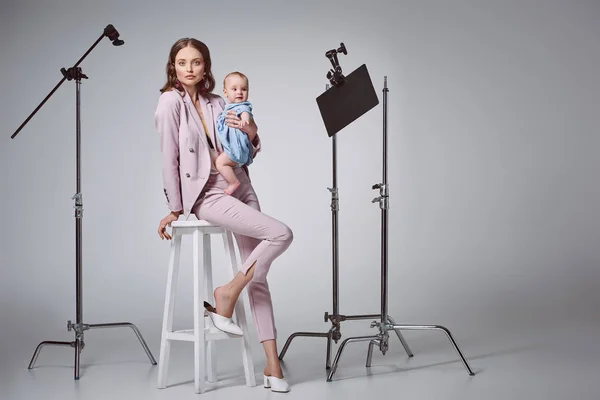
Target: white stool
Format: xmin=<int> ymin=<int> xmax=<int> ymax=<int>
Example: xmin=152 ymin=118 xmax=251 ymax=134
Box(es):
xmin=157 ymin=219 xmax=256 ymax=394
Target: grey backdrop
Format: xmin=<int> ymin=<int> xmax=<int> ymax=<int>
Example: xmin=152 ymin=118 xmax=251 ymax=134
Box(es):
xmin=1 ymin=0 xmax=599 ymax=397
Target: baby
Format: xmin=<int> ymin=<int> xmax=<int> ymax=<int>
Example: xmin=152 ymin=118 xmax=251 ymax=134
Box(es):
xmin=216 ymin=71 xmax=254 ymax=195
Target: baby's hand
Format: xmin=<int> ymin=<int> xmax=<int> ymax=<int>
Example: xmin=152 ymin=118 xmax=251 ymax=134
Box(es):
xmin=238 ymin=119 xmax=249 ymax=129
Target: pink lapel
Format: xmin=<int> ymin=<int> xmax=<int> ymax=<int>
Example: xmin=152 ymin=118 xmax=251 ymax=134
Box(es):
xmin=182 ymin=90 xmax=208 ymax=151
xmin=200 ymin=95 xmax=222 ymax=152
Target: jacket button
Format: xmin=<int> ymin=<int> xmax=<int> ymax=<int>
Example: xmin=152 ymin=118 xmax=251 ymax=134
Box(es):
xmin=189 ymin=148 xmax=194 ymax=153
xmin=185 ymin=173 xmax=191 ymax=178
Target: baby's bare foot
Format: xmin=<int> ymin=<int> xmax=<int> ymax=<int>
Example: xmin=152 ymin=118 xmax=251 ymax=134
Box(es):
xmin=224 ymin=180 xmax=240 ymax=195
xmin=213 ymin=286 xmax=236 ymax=318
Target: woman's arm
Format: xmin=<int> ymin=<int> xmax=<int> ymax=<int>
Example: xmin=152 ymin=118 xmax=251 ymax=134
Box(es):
xmin=225 ymin=109 xmax=261 ymax=156
xmin=226 ymin=109 xmax=257 ymax=140
xmin=155 ymin=93 xmax=183 ymax=213
xmin=243 ymin=117 xmax=261 ymax=157
xmin=241 ymin=116 xmax=258 ymax=142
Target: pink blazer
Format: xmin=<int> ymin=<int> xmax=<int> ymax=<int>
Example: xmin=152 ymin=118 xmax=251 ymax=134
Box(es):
xmin=155 ymin=89 xmax=261 ymax=217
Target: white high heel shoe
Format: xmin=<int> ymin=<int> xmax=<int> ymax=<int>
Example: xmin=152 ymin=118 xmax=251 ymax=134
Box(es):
xmin=203 ymin=301 xmax=243 ymax=336
xmin=264 ymin=374 xmax=290 ymax=393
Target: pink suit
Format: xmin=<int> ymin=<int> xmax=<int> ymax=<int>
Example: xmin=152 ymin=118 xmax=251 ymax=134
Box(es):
xmin=155 ymin=88 xmax=293 ymax=342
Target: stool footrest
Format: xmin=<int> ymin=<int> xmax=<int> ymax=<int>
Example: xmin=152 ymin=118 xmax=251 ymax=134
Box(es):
xmin=166 ymin=325 xmax=241 ymax=342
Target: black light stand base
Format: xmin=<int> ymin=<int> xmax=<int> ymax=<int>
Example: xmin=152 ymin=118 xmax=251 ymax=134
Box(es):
xmin=28 ymin=322 xmax=157 ymax=380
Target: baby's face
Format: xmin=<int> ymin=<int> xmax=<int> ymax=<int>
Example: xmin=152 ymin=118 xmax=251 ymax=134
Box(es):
xmin=223 ymin=75 xmax=249 ymax=103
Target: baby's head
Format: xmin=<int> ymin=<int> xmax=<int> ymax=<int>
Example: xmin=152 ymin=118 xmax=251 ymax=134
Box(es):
xmin=223 ymin=72 xmax=249 ymax=103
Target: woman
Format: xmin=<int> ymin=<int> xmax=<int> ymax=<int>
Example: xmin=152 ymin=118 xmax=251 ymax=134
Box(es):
xmin=155 ymin=38 xmax=293 ymax=393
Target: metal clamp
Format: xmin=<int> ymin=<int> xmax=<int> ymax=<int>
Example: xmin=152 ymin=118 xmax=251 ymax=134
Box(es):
xmin=327 ymin=187 xmax=339 ymax=211
xmin=67 ymin=320 xmax=90 ymax=334
xmin=371 ymin=183 xmax=389 ymax=209
xmin=369 ymin=320 xmax=390 ymax=354
xmin=72 ymin=192 xmax=83 ymax=218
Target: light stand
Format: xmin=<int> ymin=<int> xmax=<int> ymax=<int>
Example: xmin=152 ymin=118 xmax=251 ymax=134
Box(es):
xmin=279 ymin=43 xmax=412 ymax=368
xmin=280 ymin=43 xmax=475 ymax=382
xmin=11 ymin=24 xmax=157 ymax=380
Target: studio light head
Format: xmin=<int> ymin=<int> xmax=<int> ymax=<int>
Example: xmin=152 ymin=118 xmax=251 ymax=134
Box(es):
xmin=104 ymin=24 xmax=124 ymax=46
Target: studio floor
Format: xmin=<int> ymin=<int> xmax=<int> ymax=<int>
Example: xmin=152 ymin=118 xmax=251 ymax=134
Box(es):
xmin=1 ymin=321 xmax=598 ymax=400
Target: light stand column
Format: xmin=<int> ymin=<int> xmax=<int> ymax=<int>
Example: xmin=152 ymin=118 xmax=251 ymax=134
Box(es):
xmin=327 ymin=76 xmax=474 ymax=381
xmin=278 ymin=86 xmax=340 ymax=370
xmin=13 ymin=25 xmax=157 ymax=380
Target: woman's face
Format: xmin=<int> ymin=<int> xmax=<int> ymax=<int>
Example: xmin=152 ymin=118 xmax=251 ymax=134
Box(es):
xmin=174 ymin=45 xmax=205 ymax=89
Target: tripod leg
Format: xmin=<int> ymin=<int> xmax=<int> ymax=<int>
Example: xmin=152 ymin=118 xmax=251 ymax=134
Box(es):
xmin=88 ymin=322 xmax=157 ymax=365
xmin=387 ymin=316 xmax=414 ymax=357
xmin=28 ymin=341 xmax=74 ymax=369
xmin=327 ymin=335 xmax=378 ymax=382
xmin=389 ymin=324 xmax=475 ymax=376
xmin=74 ymin=337 xmax=83 ymax=380
xmin=365 ymin=339 xmax=380 ymax=367
xmin=326 ymin=329 xmax=333 ymax=369
xmin=278 ymin=332 xmax=329 ymax=361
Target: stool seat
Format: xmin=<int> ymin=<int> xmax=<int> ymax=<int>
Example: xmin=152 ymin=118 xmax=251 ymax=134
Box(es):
xmin=171 ymin=219 xmax=218 ymax=228
xmin=170 ymin=220 xmax=224 ymax=235
xmin=157 ymin=218 xmax=256 ymax=394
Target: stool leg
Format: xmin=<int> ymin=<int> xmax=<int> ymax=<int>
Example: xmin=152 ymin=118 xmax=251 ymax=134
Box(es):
xmin=157 ymin=231 xmax=182 ymax=389
xmin=193 ymin=229 xmax=206 ymax=394
xmin=223 ymin=230 xmax=257 ymax=387
xmin=203 ymin=233 xmax=218 ymax=383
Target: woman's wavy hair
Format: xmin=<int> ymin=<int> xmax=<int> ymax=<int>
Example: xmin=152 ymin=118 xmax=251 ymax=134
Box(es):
xmin=159 ymin=38 xmax=216 ymax=95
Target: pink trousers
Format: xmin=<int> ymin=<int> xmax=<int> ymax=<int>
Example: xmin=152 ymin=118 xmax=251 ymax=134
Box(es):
xmin=191 ymin=168 xmax=293 ymax=342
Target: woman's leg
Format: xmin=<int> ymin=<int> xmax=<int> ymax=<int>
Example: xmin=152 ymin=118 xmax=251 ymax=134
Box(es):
xmin=193 ymin=171 xmax=292 ymax=378
xmin=207 ymin=260 xmax=284 ymax=378
xmin=196 ymin=193 xmax=292 ymax=317
xmin=196 ymin=188 xmax=293 ymax=287
xmin=262 ymin=339 xmax=284 ymax=379
xmin=232 ymin=212 xmax=284 ymax=379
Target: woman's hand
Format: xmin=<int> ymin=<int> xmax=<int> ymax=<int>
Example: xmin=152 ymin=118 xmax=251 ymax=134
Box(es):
xmin=225 ymin=110 xmax=242 ymax=129
xmin=226 ymin=110 xmax=257 ymax=141
xmin=158 ymin=210 xmax=182 ymax=240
